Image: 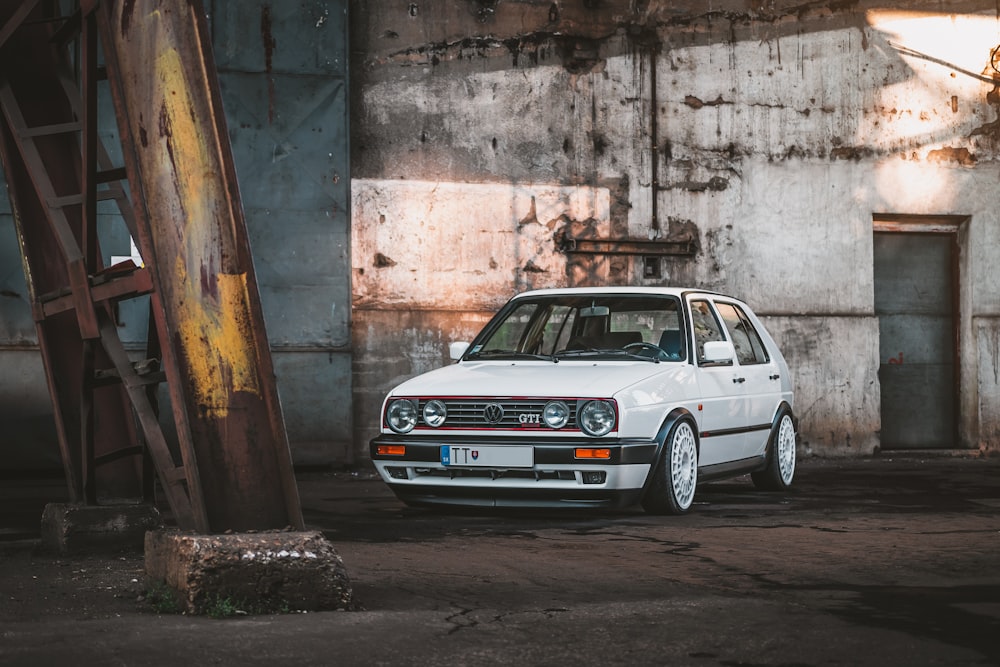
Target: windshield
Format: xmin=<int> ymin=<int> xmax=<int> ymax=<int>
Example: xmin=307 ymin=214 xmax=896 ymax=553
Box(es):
xmin=465 ymin=294 xmax=686 ymax=362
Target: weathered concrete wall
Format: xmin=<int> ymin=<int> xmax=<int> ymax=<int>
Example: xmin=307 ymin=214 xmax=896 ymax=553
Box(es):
xmin=976 ymin=317 xmax=1000 ymax=446
xmin=350 ymin=1 xmax=1000 ymax=457
xmin=4 ymin=2 xmax=999 ymax=467
xmin=352 ymin=180 xmax=614 ymax=308
xmin=764 ymin=315 xmax=882 ymax=455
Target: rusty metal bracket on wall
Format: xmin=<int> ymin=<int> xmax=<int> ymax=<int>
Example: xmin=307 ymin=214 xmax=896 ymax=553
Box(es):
xmin=558 ymin=236 xmax=698 ymax=257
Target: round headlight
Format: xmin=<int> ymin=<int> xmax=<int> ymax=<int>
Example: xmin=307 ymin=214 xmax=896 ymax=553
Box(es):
xmin=386 ymin=399 xmax=417 ymax=434
xmin=578 ymin=400 xmax=616 ymax=436
xmin=543 ymin=400 xmax=570 ymax=429
xmin=423 ymin=399 xmax=448 ymax=428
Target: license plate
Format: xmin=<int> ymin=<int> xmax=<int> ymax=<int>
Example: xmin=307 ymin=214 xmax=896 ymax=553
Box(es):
xmin=440 ymin=445 xmax=533 ymax=467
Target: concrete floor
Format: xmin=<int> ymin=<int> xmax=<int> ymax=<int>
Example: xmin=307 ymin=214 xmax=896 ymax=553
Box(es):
xmin=1 ymin=454 xmax=999 ymax=666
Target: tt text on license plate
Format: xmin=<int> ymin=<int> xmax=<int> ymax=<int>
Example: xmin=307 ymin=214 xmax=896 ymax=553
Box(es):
xmin=440 ymin=445 xmax=533 ymax=467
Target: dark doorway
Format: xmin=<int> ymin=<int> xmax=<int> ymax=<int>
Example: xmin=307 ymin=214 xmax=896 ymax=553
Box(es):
xmin=873 ymin=231 xmax=957 ymax=449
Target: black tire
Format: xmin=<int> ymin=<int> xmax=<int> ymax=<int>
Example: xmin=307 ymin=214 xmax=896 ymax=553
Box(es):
xmin=642 ymin=419 xmax=698 ymax=515
xmin=751 ymin=406 xmax=796 ymax=491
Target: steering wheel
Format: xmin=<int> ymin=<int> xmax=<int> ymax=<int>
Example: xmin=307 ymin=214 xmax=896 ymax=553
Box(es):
xmin=623 ymin=341 xmax=666 ymax=358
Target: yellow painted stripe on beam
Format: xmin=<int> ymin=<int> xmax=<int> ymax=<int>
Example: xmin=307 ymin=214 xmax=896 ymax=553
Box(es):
xmin=156 ymin=47 xmax=261 ymax=414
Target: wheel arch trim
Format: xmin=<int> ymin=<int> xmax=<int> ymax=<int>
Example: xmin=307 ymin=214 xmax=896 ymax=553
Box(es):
xmin=640 ymin=407 xmax=698 ymax=496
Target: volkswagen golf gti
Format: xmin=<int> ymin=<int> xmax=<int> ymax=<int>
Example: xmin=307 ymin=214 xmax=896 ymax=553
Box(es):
xmin=370 ymin=287 xmax=797 ymax=514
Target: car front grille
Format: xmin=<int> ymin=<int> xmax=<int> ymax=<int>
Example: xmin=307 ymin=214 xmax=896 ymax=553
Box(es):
xmin=417 ymin=398 xmax=579 ymax=430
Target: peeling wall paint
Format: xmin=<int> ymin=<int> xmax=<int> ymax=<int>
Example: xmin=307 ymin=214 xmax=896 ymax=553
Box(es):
xmin=352 ymin=179 xmax=612 ymax=311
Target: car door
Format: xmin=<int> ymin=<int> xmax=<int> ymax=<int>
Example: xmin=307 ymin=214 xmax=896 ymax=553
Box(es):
xmin=687 ymin=297 xmax=746 ymax=466
xmin=713 ymin=299 xmax=781 ymax=459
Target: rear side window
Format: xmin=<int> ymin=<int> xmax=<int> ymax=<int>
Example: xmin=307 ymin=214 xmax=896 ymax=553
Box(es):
xmin=715 ymin=302 xmax=770 ymax=365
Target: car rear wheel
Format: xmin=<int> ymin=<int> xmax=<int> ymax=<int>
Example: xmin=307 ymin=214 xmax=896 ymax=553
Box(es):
xmin=642 ymin=419 xmax=698 ymax=515
xmin=752 ymin=408 xmax=796 ymax=491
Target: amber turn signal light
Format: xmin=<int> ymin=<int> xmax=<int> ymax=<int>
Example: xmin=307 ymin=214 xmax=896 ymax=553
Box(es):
xmin=574 ymin=448 xmax=611 ymax=459
xmin=376 ymin=445 xmax=406 ymax=456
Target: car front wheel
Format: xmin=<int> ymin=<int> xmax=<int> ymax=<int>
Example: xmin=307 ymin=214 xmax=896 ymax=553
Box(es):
xmin=642 ymin=419 xmax=698 ymax=515
xmin=751 ymin=407 xmax=796 ymax=491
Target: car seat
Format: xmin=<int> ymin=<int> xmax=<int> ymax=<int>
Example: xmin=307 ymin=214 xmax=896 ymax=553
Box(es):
xmin=658 ymin=329 xmax=683 ymax=359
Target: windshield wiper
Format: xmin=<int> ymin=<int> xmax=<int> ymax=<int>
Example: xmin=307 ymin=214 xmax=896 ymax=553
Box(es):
xmin=553 ymin=348 xmax=601 ymax=357
xmin=466 ymin=350 xmax=557 ymax=362
xmin=555 ymin=349 xmax=659 ymax=363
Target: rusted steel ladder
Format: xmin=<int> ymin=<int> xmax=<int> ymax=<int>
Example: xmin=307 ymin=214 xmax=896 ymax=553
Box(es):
xmin=0 ymin=0 xmax=207 ymax=530
xmin=0 ymin=0 xmax=303 ymax=533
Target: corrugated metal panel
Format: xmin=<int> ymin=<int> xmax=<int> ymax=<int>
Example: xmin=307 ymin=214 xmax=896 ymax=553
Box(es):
xmin=211 ymin=0 xmax=352 ymax=464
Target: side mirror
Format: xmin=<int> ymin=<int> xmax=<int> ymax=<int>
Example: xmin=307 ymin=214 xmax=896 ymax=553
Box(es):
xmin=702 ymin=340 xmax=735 ymax=365
xmin=449 ymin=341 xmax=470 ymax=361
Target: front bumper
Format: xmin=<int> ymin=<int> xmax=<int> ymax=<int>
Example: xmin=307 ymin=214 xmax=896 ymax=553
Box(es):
xmin=369 ymin=435 xmax=659 ymax=509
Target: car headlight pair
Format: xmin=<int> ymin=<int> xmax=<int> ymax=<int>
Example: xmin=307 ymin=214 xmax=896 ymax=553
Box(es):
xmin=384 ymin=398 xmax=616 ymax=436
xmin=539 ymin=398 xmax=616 ymax=436
xmin=385 ymin=398 xmax=444 ymax=434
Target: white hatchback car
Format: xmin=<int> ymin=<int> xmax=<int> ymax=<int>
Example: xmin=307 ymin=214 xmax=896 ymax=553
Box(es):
xmin=370 ymin=287 xmax=796 ymax=514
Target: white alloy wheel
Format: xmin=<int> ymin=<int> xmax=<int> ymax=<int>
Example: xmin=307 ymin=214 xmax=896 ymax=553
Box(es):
xmin=752 ymin=407 xmax=796 ymax=491
xmin=775 ymin=413 xmax=796 ymax=486
xmin=641 ymin=419 xmax=700 ymax=515
xmin=670 ymin=421 xmax=698 ymax=511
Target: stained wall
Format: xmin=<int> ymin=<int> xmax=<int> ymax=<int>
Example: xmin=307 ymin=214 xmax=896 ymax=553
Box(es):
xmin=350 ymin=1 xmax=1000 ymax=457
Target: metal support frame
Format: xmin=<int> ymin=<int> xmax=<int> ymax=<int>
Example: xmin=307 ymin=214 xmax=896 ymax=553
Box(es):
xmin=0 ymin=0 xmax=303 ymax=533
xmin=558 ymin=236 xmax=698 ymax=257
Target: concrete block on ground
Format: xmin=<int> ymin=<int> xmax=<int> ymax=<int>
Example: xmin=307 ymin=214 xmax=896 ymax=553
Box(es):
xmin=40 ymin=503 xmax=163 ymax=554
xmin=144 ymin=529 xmax=353 ymax=614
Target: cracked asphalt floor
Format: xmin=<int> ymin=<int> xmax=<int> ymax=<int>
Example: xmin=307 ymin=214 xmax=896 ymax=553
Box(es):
xmin=1 ymin=455 xmax=999 ymax=666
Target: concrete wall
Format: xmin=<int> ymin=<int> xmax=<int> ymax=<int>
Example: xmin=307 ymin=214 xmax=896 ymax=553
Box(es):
xmin=350 ymin=1 xmax=1000 ymax=458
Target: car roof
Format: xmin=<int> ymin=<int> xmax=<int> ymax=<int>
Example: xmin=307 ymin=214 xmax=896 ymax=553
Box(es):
xmin=511 ymin=286 xmax=734 ymax=300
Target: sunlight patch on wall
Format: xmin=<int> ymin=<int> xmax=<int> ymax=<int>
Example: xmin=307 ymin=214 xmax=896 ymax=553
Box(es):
xmin=865 ymin=10 xmax=1000 ymax=150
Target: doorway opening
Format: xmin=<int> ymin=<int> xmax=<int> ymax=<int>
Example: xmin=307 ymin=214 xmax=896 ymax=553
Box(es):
xmin=873 ymin=215 xmax=965 ymax=450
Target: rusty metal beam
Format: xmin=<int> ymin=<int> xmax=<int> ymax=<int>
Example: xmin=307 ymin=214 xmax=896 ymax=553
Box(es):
xmin=96 ymin=0 xmax=303 ymax=532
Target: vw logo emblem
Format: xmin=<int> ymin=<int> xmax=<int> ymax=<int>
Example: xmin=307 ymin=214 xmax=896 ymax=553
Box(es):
xmin=483 ymin=403 xmax=505 ymax=424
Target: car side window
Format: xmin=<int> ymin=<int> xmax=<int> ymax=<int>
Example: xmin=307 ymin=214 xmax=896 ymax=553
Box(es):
xmin=715 ymin=302 xmax=769 ymax=365
xmin=689 ymin=300 xmax=725 ymax=363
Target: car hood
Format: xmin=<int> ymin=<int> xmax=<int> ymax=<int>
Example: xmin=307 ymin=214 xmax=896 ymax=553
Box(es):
xmin=387 ymin=359 xmax=685 ymax=399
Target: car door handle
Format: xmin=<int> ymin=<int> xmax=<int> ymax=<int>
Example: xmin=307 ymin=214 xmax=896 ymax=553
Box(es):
xmin=769 ymin=374 xmax=780 ymax=380
xmin=732 ymin=377 xmax=746 ymax=384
